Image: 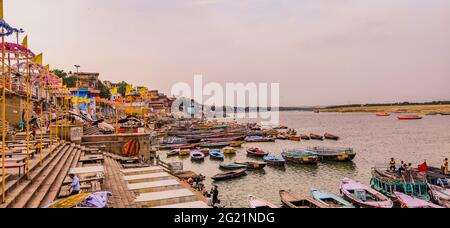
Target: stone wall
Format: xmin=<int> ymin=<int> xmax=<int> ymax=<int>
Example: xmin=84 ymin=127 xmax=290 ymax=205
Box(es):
xmin=0 ymin=93 xmax=27 ymax=127
xmin=82 ymin=133 xmax=153 ymax=159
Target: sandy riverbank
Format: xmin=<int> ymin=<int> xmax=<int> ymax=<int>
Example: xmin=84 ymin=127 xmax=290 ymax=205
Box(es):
xmin=319 ymin=105 xmax=450 ymax=114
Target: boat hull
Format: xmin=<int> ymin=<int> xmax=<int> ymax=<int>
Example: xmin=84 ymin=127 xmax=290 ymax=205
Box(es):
xmin=211 ymin=169 xmax=247 ymax=181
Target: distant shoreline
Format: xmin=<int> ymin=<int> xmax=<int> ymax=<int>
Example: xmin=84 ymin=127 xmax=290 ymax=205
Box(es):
xmin=318 ymin=104 xmax=450 ymax=114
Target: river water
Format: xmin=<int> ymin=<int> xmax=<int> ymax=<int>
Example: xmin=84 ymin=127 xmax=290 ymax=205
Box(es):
xmin=157 ymin=111 xmax=450 ymax=208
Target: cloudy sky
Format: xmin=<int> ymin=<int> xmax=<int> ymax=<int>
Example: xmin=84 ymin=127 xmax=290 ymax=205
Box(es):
xmin=4 ymin=0 xmax=450 ymax=106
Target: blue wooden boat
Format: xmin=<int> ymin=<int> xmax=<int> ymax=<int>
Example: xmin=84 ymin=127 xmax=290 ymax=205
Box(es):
xmin=219 ymin=163 xmax=248 ymax=170
xmin=310 ymin=188 xmax=355 ymax=208
xmin=209 ymin=150 xmax=225 ymax=160
xmin=263 ymin=156 xmax=286 ymax=166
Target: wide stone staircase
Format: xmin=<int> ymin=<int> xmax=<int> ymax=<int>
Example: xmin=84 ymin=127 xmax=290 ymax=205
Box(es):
xmin=0 ymin=142 xmax=81 ymax=208
xmin=120 ymin=165 xmax=209 ymax=208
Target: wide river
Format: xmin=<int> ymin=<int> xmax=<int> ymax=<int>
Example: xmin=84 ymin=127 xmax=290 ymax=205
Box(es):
xmin=157 ymin=111 xmax=450 ymax=208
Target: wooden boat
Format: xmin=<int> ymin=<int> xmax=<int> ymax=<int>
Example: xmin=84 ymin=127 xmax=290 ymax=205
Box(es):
xmin=263 ymin=156 xmax=286 ymax=167
xmin=178 ymin=149 xmax=191 ymax=157
xmin=300 ymin=134 xmax=310 ymax=140
xmin=211 ymin=169 xmax=247 ymax=181
xmin=248 ymin=195 xmax=279 ymax=208
xmin=376 ymin=113 xmax=390 ymax=117
xmin=221 ymin=147 xmax=237 ymax=155
xmin=198 ymin=148 xmax=210 ymax=155
xmin=428 ymin=184 xmax=450 ymax=208
xmin=308 ymin=147 xmax=356 ymax=162
xmin=310 ymin=189 xmax=354 ymax=208
xmin=428 ymin=166 xmax=450 ymax=178
xmin=310 ymin=133 xmax=324 ymax=141
xmin=219 ymin=163 xmax=248 ymax=170
xmin=340 ymin=178 xmax=393 ymax=208
xmin=289 ymin=136 xmax=301 ymax=141
xmin=281 ymin=149 xmax=318 ymax=164
xmin=203 ymin=136 xmax=245 ymax=143
xmin=167 ymin=149 xmax=179 ymax=157
xmin=324 ymin=133 xmax=339 ymax=141
xmin=398 ymin=115 xmax=423 ymax=120
xmin=199 ymin=142 xmax=231 ymax=149
xmin=273 ymin=125 xmax=288 ymax=130
xmin=279 ymin=190 xmax=326 ymax=208
xmin=209 ymin=150 xmax=225 ymax=160
xmin=229 ymin=141 xmax=245 ymax=147
xmin=235 ymin=161 xmax=267 ymax=170
xmin=171 ymin=143 xmax=199 ymax=150
xmin=276 ymin=134 xmax=289 ymax=140
xmin=190 ymin=151 xmax=205 ymax=161
xmin=394 ymin=192 xmax=443 ymax=208
xmin=247 ymin=147 xmax=269 ymax=157
xmin=371 ymin=168 xmax=430 ymax=201
xmin=245 ymin=136 xmax=275 ymax=143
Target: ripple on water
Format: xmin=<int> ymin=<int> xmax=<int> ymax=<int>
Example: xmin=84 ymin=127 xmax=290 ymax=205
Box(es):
xmin=157 ymin=112 xmax=450 ymax=207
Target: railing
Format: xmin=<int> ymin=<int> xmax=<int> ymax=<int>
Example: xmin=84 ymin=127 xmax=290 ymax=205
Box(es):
xmin=156 ymin=158 xmax=183 ymax=174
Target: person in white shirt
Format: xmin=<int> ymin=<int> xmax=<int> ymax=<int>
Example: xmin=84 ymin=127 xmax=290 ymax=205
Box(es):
xmin=213 ymin=200 xmax=224 ymax=208
xmin=69 ymin=173 xmax=81 ymax=196
xmin=206 ymin=194 xmax=213 ymax=207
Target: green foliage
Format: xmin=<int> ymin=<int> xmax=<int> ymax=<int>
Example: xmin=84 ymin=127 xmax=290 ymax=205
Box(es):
xmin=114 ymin=81 xmax=129 ymax=96
xmin=98 ymin=81 xmax=111 ymax=99
xmin=53 ymin=69 xmax=68 ymax=79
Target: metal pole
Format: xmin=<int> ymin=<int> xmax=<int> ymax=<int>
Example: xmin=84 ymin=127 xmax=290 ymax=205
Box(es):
xmin=47 ymin=81 xmax=52 ymax=156
xmin=39 ymin=76 xmax=43 ymax=165
xmin=25 ymin=51 xmax=30 ymax=179
xmin=1 ymin=27 xmax=7 ymax=203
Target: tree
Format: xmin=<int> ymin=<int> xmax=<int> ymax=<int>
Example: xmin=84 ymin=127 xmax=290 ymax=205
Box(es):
xmin=98 ymin=81 xmax=111 ymax=99
xmin=114 ymin=81 xmax=129 ymax=96
xmin=53 ymin=69 xmax=68 ymax=79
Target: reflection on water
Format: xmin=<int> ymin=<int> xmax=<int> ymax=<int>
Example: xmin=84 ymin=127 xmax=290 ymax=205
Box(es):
xmin=157 ymin=111 xmax=450 ymax=208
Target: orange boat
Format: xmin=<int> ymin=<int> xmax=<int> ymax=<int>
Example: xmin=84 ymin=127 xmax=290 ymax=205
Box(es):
xmin=289 ymin=136 xmax=301 ymax=142
xmin=376 ymin=113 xmax=390 ymax=117
xmin=398 ymin=115 xmax=423 ymax=120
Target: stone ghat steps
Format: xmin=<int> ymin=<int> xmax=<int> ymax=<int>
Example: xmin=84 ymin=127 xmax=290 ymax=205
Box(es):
xmin=151 ymin=201 xmax=209 ymax=208
xmin=38 ymin=145 xmax=82 ymax=208
xmin=28 ymin=146 xmax=81 ymax=208
xmin=123 ymin=172 xmax=173 ymax=184
xmin=104 ymin=157 xmax=141 ymax=208
xmin=1 ymin=142 xmax=64 ymax=201
xmin=121 ymin=166 xmax=209 ymax=208
xmin=134 ymin=189 xmax=198 ymax=208
xmin=0 ymin=143 xmax=79 ymax=208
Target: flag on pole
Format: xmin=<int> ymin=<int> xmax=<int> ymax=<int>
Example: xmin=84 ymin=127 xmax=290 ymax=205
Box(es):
xmin=0 ymin=0 xmax=4 ymax=20
xmin=110 ymin=87 xmax=118 ymax=95
xmin=139 ymin=88 xmax=147 ymax=96
xmin=32 ymin=53 xmax=43 ymax=65
xmin=125 ymin=85 xmax=133 ymax=96
xmin=22 ymin=36 xmax=28 ymax=49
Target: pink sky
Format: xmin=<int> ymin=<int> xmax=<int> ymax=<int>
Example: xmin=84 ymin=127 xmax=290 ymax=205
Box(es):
xmin=4 ymin=0 xmax=450 ymax=106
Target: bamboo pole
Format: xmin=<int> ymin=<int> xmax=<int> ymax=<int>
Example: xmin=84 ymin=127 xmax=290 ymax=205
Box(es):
xmin=25 ymin=50 xmax=30 ymax=179
xmin=55 ymin=96 xmax=58 ymax=140
xmin=1 ymin=27 xmax=6 ymax=203
xmin=39 ymin=76 xmax=43 ymax=165
xmin=48 ymin=83 xmax=52 ymax=156
xmin=115 ymin=100 xmax=119 ymax=134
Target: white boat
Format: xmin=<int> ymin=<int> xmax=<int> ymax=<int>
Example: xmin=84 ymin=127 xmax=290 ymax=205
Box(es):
xmin=248 ymin=195 xmax=279 ymax=208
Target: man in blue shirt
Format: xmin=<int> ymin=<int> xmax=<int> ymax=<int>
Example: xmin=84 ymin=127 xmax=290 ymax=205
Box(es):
xmin=69 ymin=173 xmax=81 ymax=196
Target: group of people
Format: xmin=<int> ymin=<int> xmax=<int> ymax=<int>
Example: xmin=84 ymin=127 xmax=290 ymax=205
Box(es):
xmin=186 ymin=176 xmax=224 ymax=208
xmin=389 ymin=158 xmax=414 ymax=176
xmin=389 ymin=157 xmax=449 ymax=176
xmin=205 ymin=185 xmax=224 ymax=208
